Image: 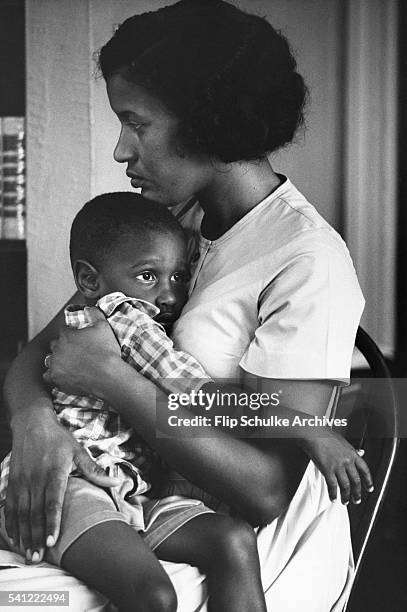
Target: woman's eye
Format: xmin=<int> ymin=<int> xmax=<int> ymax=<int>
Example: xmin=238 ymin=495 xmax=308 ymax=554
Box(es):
xmin=120 ymin=119 xmax=143 ymax=133
xmin=127 ymin=122 xmax=143 ymax=132
xmin=136 ymin=272 xmax=155 ymax=282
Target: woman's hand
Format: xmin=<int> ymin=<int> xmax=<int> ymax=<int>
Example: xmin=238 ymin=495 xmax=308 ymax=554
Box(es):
xmin=6 ymin=404 xmax=120 ymax=563
xmin=43 ymin=307 xmax=121 ymax=398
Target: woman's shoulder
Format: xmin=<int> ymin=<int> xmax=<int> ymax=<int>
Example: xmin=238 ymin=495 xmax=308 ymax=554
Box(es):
xmin=266 ymin=176 xmax=341 ymax=243
xmin=245 ymin=178 xmax=364 ymax=308
xmin=238 ymin=176 xmax=354 ymax=266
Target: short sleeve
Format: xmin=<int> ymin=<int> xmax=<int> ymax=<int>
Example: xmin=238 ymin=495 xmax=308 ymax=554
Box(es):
xmin=239 ymin=241 xmax=365 ymax=381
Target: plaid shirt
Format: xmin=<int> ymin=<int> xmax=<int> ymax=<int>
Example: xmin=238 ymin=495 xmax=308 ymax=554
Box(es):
xmin=0 ymin=292 xmax=211 ymax=502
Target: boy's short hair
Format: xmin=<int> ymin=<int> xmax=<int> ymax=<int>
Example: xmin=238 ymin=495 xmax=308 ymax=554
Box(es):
xmin=69 ymin=192 xmax=185 ymax=269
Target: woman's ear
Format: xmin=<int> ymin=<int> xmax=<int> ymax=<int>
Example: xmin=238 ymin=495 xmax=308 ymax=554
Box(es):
xmin=73 ymin=259 xmax=101 ymax=299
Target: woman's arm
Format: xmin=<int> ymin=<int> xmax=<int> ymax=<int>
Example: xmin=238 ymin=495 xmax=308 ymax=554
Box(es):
xmin=5 ymin=308 xmax=364 ymax=559
xmin=48 ymin=327 xmax=304 ymax=523
xmin=44 ymin=312 xmax=329 ymax=523
xmin=47 ymin=318 xmax=371 ymax=513
xmin=4 ymin=297 xmax=69 ymax=417
xmin=3 ymin=295 xmax=120 ymax=561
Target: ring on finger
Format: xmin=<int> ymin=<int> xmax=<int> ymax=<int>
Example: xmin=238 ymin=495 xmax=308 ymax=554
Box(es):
xmin=44 ymin=354 xmax=52 ymax=369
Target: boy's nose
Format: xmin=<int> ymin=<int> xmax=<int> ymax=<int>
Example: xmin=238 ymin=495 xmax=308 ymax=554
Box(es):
xmin=156 ymin=288 xmax=177 ymax=309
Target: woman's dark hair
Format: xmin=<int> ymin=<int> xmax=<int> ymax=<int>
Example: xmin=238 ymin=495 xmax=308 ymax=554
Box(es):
xmin=99 ymin=0 xmax=307 ymax=163
xmin=70 ymin=192 xmax=185 ymax=269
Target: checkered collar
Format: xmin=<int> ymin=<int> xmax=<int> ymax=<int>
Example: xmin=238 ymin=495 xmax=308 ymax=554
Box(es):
xmin=97 ymin=292 xmax=159 ymax=318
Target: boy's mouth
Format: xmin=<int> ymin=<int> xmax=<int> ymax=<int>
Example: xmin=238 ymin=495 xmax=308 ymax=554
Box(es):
xmin=155 ymin=312 xmax=177 ymax=328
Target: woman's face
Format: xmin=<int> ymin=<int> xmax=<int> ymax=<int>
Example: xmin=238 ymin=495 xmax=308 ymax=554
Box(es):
xmin=107 ymin=73 xmax=213 ymax=206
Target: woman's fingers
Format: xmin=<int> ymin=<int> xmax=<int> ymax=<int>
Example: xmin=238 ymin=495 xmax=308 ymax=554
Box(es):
xmin=17 ymin=463 xmax=69 ymax=559
xmin=30 ymin=486 xmax=46 ymax=563
xmin=5 ymin=411 xmax=79 ymax=557
xmin=44 ymin=321 xmax=120 ymax=397
xmin=44 ymin=468 xmax=69 ymax=548
xmin=39 ymin=449 xmax=120 ymax=549
xmin=4 ymin=481 xmax=19 ymax=548
xmin=16 ymin=488 xmax=32 ymax=561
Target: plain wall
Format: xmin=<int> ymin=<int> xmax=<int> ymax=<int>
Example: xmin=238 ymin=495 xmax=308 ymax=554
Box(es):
xmin=27 ymin=0 xmax=344 ymax=336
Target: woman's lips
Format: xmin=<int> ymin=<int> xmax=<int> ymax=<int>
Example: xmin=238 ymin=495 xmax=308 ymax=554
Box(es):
xmin=130 ymin=177 xmax=145 ymax=188
xmin=127 ymin=172 xmax=147 ymax=188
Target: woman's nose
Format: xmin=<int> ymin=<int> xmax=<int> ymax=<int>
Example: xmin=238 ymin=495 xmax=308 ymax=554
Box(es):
xmin=113 ymin=127 xmax=137 ymax=163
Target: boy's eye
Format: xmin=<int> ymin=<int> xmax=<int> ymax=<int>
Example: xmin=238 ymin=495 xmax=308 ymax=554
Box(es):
xmin=171 ymin=272 xmax=190 ymax=283
xmin=136 ymin=272 xmax=155 ymax=282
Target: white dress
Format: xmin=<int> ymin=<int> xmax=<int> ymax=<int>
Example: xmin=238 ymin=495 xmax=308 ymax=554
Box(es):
xmin=0 ymin=176 xmax=364 ymax=611
xmin=168 ymin=175 xmax=365 ymax=611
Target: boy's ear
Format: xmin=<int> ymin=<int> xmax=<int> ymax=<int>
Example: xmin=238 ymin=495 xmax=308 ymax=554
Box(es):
xmin=73 ymin=259 xmax=101 ymax=299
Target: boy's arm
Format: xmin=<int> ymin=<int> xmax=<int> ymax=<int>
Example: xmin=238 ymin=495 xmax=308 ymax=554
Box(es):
xmin=297 ymin=431 xmax=372 ymax=503
xmin=240 ymin=374 xmax=373 ymax=504
xmin=119 ymin=313 xmax=211 ymax=395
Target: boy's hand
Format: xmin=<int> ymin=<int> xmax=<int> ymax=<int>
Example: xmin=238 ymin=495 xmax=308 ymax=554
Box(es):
xmin=301 ymin=430 xmax=374 ymax=504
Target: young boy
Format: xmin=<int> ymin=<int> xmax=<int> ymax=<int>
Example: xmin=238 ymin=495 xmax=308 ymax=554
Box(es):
xmin=0 ymin=192 xmax=268 ymax=612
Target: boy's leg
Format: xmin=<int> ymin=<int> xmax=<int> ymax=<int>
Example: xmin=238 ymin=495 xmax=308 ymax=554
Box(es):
xmin=61 ymin=520 xmax=177 ymax=612
xmin=155 ymin=513 xmax=266 ymax=612
xmin=44 ymin=477 xmax=176 ymax=612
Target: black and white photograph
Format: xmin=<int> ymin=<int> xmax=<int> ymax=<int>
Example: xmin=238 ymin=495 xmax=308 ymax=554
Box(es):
xmin=0 ymin=1 xmax=405 ymax=610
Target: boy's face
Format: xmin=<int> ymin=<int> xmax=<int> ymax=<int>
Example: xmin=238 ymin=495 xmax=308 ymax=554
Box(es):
xmin=98 ymin=230 xmax=190 ymax=329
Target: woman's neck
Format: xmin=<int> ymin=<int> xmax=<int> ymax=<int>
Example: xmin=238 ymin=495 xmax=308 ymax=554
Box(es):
xmin=198 ymin=158 xmax=281 ymax=240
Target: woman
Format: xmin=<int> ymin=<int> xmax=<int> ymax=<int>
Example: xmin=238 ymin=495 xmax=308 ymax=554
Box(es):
xmin=3 ymin=1 xmax=366 ymax=609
